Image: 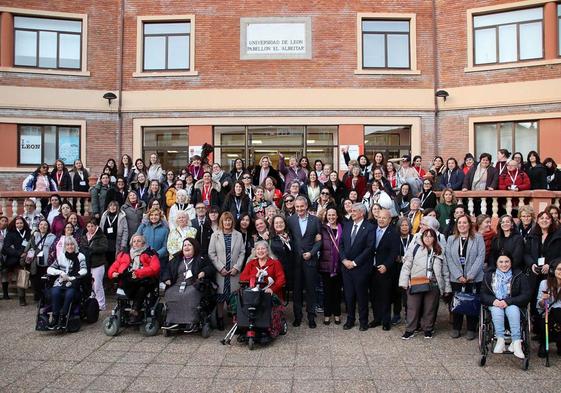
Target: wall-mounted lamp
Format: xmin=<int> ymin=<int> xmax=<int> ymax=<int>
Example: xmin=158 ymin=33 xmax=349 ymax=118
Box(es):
xmin=103 ymin=92 xmax=117 ymax=106
xmin=435 ymin=90 xmax=449 ymax=102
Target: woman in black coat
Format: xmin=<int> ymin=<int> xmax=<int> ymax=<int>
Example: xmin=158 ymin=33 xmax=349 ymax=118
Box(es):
xmin=222 ymin=181 xmax=251 ymax=222
xmin=162 ymin=239 xmax=215 ymax=286
xmin=1 ymin=216 xmax=32 ymax=305
xmin=269 ymin=215 xmax=295 ymax=292
xmin=488 ymin=215 xmax=524 ymax=270
xmin=525 ymin=151 xmax=547 ymax=190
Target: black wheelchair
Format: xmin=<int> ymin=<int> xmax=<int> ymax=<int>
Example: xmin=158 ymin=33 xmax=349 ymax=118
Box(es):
xmin=102 ymin=277 xmax=163 ymax=337
xmin=478 ymin=304 xmax=531 ymax=370
xmin=160 ymin=278 xmax=218 ymax=338
xmin=35 ymin=274 xmax=100 ymax=333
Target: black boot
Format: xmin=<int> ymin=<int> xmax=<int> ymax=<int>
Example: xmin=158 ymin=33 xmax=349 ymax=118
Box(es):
xmin=18 ymin=288 xmax=26 ymax=306
xmin=538 ymin=343 xmax=546 ymax=358
xmin=2 ymin=282 xmax=9 ymax=300
xmin=217 ymin=317 xmax=225 ymax=331
xmin=49 ymin=314 xmax=59 ymax=330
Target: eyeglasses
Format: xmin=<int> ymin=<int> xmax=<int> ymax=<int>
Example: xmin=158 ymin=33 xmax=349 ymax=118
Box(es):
xmin=285 ymin=199 xmax=294 ymax=202
xmin=242 ymin=176 xmax=251 ymax=180
xmin=320 ymin=192 xmax=330 ymax=195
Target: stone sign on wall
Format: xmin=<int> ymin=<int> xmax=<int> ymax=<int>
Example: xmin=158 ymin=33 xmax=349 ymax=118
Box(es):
xmin=240 ymin=17 xmax=312 ymax=60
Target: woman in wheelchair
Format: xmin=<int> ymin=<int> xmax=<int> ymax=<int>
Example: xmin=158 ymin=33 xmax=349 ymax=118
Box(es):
xmin=161 ymin=238 xmax=215 ymax=331
xmin=536 ymin=258 xmax=561 ymax=358
xmin=108 ymin=234 xmax=160 ymax=321
xmin=46 ymin=237 xmax=87 ymax=329
xmin=239 ymin=240 xmax=286 ymax=337
xmin=480 ymin=251 xmax=531 ymax=358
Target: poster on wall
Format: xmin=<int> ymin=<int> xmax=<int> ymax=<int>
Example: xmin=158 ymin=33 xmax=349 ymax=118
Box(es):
xmin=20 ymin=133 xmax=42 ymax=165
xmin=58 ymin=130 xmax=80 ymax=164
xmin=339 ymin=145 xmax=360 ymax=171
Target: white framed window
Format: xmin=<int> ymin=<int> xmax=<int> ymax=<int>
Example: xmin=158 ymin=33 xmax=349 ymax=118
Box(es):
xmin=362 ymin=20 xmax=410 ymax=69
xmin=474 ymin=121 xmax=538 ymax=159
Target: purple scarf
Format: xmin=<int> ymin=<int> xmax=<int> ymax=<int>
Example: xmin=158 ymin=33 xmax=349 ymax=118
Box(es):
xmin=326 ymin=224 xmax=342 ymax=276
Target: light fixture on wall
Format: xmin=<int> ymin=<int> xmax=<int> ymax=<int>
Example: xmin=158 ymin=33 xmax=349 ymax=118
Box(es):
xmin=103 ymin=92 xmax=117 ymax=106
xmin=435 ymin=90 xmax=449 ymax=102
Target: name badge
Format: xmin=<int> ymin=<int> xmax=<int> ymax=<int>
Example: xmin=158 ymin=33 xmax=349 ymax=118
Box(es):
xmin=79 ymin=181 xmax=86 ymax=186
xmin=179 ymin=281 xmax=187 ymax=293
xmin=37 ymin=251 xmax=44 ymax=258
xmin=22 ymin=240 xmax=29 ymax=247
xmin=510 ymin=185 xmax=517 ymax=190
xmin=185 ymin=270 xmax=193 ymax=279
xmin=445 ymin=219 xmax=450 ymax=225
xmin=538 ymin=257 xmax=545 ymax=266
xmin=459 ymin=257 xmax=466 ymax=266
xmin=107 ymin=227 xmax=114 ymax=234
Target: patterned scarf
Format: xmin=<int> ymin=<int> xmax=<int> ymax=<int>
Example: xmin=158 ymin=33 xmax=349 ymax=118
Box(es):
xmin=494 ymin=269 xmax=512 ymax=300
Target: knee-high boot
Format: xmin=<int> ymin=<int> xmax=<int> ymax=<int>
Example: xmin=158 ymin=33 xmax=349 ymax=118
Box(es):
xmin=2 ymin=282 xmax=9 ymax=300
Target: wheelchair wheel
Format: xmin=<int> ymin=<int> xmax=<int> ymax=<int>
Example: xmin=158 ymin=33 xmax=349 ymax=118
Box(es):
xmin=83 ymin=298 xmax=100 ymax=324
xmin=479 ymin=355 xmax=487 ymax=367
xmin=279 ymin=319 xmax=288 ymax=336
xmin=248 ymin=337 xmax=255 ymax=350
xmin=523 ymin=358 xmax=529 ymax=370
xmin=142 ymin=318 xmax=160 ymax=337
xmin=201 ymin=322 xmax=211 ymax=338
xmin=163 ymin=328 xmax=171 ymax=337
xmin=103 ymin=316 xmax=120 ymax=336
xmin=66 ymin=316 xmax=82 ymax=333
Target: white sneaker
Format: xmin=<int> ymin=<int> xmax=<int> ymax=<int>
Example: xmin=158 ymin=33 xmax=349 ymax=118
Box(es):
xmin=507 ymin=342 xmax=514 ymax=352
xmin=493 ymin=337 xmax=506 ymax=354
xmin=512 ymin=340 xmax=525 ymax=359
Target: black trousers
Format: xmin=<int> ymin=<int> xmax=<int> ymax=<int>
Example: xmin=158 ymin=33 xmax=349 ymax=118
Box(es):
xmin=390 ymin=261 xmax=405 ymax=317
xmin=451 ymin=282 xmax=481 ymax=332
xmin=121 ymin=276 xmax=156 ymax=311
xmin=370 ymin=268 xmax=392 ymax=324
xmin=342 ymin=267 xmax=370 ymax=325
xmin=320 ymin=272 xmax=342 ymax=317
xmin=31 ymin=266 xmax=48 ymax=301
xmin=293 ymin=259 xmax=319 ymax=321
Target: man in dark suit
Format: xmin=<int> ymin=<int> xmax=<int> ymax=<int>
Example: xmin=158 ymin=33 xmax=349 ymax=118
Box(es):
xmin=287 ymin=196 xmax=322 ymax=328
xmin=340 ymin=203 xmax=375 ymax=331
xmin=191 ymin=202 xmax=213 ymax=257
xmin=369 ymin=208 xmax=400 ymax=330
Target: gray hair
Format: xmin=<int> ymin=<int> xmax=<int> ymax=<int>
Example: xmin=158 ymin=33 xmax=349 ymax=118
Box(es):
xmin=64 ymin=236 xmax=79 ymax=250
xmin=175 ymin=210 xmax=189 ymax=225
xmin=351 ymin=203 xmax=367 ymax=217
xmin=295 ymin=196 xmax=308 ymax=206
xmin=176 ymin=189 xmax=189 ymax=202
xmin=421 ymin=216 xmax=440 ymax=231
xmin=396 ymin=216 xmax=412 ymax=232
xmin=254 ymin=240 xmax=271 ymax=254
xmin=410 ymin=197 xmax=421 ymax=205
xmin=129 ymin=234 xmax=146 ymax=247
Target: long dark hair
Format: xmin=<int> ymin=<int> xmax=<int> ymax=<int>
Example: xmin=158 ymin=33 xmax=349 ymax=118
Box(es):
xmin=7 ymin=216 xmax=31 ymax=233
xmin=546 ymin=258 xmax=561 ymax=300
xmin=422 ymin=228 xmax=442 ymax=255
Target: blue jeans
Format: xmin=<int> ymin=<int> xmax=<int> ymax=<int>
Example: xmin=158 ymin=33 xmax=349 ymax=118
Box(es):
xmin=51 ymin=285 xmax=77 ymax=316
xmin=490 ymin=304 xmax=521 ymax=340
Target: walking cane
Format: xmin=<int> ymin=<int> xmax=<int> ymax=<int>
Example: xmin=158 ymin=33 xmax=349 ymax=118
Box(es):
xmin=545 ymin=290 xmax=550 ymax=367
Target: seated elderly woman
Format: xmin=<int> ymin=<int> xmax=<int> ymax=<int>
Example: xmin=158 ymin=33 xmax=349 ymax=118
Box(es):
xmin=108 ymin=234 xmax=160 ymax=320
xmin=480 ymin=251 xmax=531 ymax=358
xmin=239 ymin=240 xmax=286 ymax=337
xmin=536 ymin=257 xmax=561 ymax=358
xmin=161 ymin=238 xmax=215 ymax=331
xmin=46 ymin=237 xmax=87 ymax=329
xmin=166 ymin=210 xmax=197 ymax=259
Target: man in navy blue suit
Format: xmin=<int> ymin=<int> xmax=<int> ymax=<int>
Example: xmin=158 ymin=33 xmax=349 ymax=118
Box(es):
xmin=369 ymin=208 xmax=400 ymax=330
xmin=340 ymin=203 xmax=375 ymax=331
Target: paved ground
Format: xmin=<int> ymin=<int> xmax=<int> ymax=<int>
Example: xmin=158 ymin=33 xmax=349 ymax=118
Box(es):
xmin=0 ymin=298 xmax=560 ymax=393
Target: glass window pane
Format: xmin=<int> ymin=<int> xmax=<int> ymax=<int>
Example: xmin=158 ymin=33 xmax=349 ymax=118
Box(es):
xmin=475 ymin=28 xmax=497 ymax=64
xmin=364 ymin=125 xmax=411 ymax=161
xmin=387 ymin=34 xmax=409 ymax=68
xmin=19 ymin=126 xmax=42 ymax=165
xmin=143 ymin=149 xmax=188 ymax=174
xmin=474 ymin=7 xmax=543 ymax=28
xmin=58 ymin=127 xmax=80 ymax=165
xmin=144 ymin=36 xmax=166 ymax=70
xmin=144 ymin=22 xmax=190 ymax=35
xmin=216 ymin=148 xmax=245 ymax=172
xmin=38 ymin=31 xmax=57 ymax=68
xmin=305 ymin=147 xmax=336 ymax=169
xmin=519 ymin=22 xmax=543 ymax=60
xmin=14 ymin=16 xmax=81 ymax=32
xmin=167 ymin=35 xmax=189 ymax=69
xmin=44 ymin=126 xmax=57 ymax=165
xmin=306 ymin=126 xmax=337 ymax=145
xmin=14 ymin=30 xmax=37 ymax=66
xmin=143 ymin=127 xmax=188 ymax=147
xmin=515 ymin=122 xmax=538 ymax=157
xmin=251 ymin=148 xmax=302 ymax=169
xmin=59 ymin=34 xmax=81 ymax=68
xmin=362 ymin=20 xmax=409 ymax=33
xmin=498 ymin=24 xmax=517 ymax=63
xmin=499 ymin=122 xmax=514 ymax=154
xmin=363 ymin=33 xmax=385 ymax=67
xmin=475 ymin=124 xmax=498 ymax=159
xmin=215 ymin=126 xmax=246 ymax=145
xmin=248 ymin=126 xmax=304 ymax=146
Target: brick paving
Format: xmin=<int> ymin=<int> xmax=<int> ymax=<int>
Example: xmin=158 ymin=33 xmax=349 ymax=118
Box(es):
xmin=1 ymin=299 xmax=560 ymax=393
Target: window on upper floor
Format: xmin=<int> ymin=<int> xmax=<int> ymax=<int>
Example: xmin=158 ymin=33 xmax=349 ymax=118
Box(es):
xmin=14 ymin=16 xmax=82 ymax=69
xmin=143 ymin=21 xmax=191 ymax=71
xmin=473 ymin=7 xmax=543 ymax=65
xmin=474 ymin=121 xmax=538 ymax=159
xmin=361 ymin=19 xmax=411 ymax=69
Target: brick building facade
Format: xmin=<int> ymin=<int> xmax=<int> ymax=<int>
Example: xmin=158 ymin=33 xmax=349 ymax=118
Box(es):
xmin=0 ymin=0 xmax=560 ymax=189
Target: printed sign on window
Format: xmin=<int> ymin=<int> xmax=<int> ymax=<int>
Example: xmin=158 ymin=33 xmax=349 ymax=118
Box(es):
xmin=20 ymin=132 xmax=42 ymax=164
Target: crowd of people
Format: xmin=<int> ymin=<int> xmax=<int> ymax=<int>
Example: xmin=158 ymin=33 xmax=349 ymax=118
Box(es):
xmin=2 ymin=148 xmax=561 ymax=357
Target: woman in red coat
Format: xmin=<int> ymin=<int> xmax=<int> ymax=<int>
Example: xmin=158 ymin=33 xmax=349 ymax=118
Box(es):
xmin=498 ymin=160 xmax=531 ymax=191
xmin=240 ymin=240 xmax=286 ymax=300
xmin=108 ymin=234 xmax=160 ymax=318
xmin=344 ymin=166 xmax=367 ymax=200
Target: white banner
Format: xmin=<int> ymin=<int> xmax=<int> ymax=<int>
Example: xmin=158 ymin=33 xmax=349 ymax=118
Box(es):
xmin=20 ymin=133 xmax=42 ymax=164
